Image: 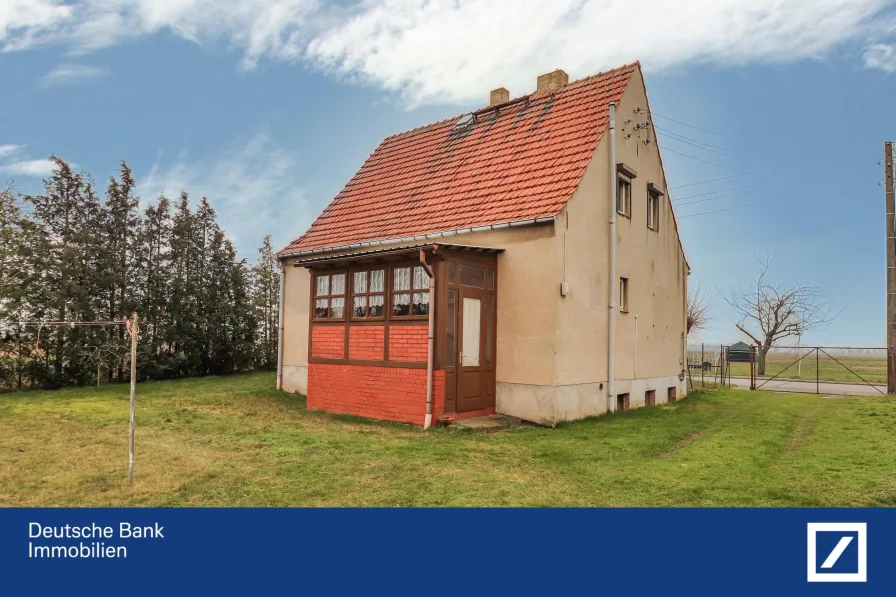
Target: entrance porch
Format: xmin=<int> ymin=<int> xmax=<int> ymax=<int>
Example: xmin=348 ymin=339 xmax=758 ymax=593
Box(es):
xmin=296 ymin=243 xmax=500 ymax=426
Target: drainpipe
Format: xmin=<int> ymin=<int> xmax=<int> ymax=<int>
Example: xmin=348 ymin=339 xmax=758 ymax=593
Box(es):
xmin=608 ymin=102 xmax=617 ymax=412
xmin=276 ymin=261 xmax=286 ymax=390
xmin=419 ymin=250 xmax=436 ymax=429
xmin=634 ymin=313 xmax=638 ymax=379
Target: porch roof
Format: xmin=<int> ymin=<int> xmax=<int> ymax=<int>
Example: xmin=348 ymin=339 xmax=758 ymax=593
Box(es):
xmin=292 ymin=242 xmax=503 ymax=267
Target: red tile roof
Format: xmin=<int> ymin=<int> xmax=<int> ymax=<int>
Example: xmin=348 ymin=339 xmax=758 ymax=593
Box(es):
xmin=280 ymin=63 xmax=638 ymax=255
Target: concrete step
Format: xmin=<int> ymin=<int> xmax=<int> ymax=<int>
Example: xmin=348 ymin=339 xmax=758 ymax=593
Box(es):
xmin=451 ymin=414 xmax=520 ymax=432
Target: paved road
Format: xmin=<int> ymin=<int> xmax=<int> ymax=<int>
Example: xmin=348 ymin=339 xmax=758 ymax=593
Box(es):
xmin=728 ymin=376 xmax=886 ymax=397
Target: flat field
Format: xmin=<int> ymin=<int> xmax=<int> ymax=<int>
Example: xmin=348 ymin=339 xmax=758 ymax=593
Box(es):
xmin=1 ymin=373 xmax=895 ymax=507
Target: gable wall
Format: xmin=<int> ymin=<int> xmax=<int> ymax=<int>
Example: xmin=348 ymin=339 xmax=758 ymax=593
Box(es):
xmin=552 ymin=66 xmax=688 ymax=417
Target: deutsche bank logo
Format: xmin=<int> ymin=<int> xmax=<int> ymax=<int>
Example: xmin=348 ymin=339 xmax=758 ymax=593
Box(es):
xmin=806 ymin=523 xmax=867 ymax=583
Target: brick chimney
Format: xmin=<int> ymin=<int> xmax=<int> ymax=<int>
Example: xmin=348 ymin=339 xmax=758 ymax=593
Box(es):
xmin=490 ymin=87 xmax=509 ymax=106
xmin=536 ymin=69 xmax=569 ymax=92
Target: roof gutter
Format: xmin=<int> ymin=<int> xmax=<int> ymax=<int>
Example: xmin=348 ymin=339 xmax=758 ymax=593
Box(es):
xmin=277 ymin=216 xmax=556 ymax=260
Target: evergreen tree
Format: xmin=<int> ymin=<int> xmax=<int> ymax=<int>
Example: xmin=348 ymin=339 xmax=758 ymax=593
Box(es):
xmin=99 ymin=162 xmax=140 ymax=380
xmin=24 ymin=157 xmax=97 ymax=387
xmin=251 ymin=235 xmax=279 ymax=370
xmin=0 ymin=158 xmax=267 ymax=392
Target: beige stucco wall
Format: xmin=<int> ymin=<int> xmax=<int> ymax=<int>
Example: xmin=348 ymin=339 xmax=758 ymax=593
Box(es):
xmin=546 ymin=66 xmax=688 ymax=414
xmin=280 ymin=264 xmax=310 ymax=393
xmin=278 ymin=65 xmax=689 ymax=420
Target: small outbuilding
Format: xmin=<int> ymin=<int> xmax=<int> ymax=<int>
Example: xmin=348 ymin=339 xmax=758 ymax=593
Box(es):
xmin=728 ymin=341 xmax=752 ymax=363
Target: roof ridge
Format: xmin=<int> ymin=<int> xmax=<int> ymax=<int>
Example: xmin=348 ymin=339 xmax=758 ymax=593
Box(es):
xmin=381 ymin=61 xmax=640 ymax=142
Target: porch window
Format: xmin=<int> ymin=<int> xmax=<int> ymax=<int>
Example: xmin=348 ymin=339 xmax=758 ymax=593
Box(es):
xmin=392 ymin=265 xmax=429 ymax=316
xmin=314 ymin=272 xmax=346 ymax=319
xmin=352 ymin=269 xmax=385 ymax=318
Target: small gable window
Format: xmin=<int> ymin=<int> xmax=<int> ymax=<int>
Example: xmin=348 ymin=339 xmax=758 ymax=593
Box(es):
xmin=617 ymin=177 xmax=631 ymax=217
xmin=616 ymin=163 xmax=637 ymax=218
xmin=647 ymin=183 xmax=663 ymax=231
xmin=314 ymin=272 xmax=346 ymax=319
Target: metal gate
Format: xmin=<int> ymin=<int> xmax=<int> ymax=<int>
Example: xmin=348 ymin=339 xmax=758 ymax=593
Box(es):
xmin=746 ymin=346 xmax=887 ymax=396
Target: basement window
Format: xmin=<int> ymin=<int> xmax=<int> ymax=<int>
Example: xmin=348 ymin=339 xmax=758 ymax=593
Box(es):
xmin=645 ymin=389 xmax=656 ymax=407
xmin=314 ymin=272 xmax=346 ymax=319
xmin=392 ymin=265 xmax=429 ymax=317
xmin=617 ymin=393 xmax=630 ymax=411
xmin=619 ymin=277 xmax=629 ymax=313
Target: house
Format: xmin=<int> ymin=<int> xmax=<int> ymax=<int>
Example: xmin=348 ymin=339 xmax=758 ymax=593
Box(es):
xmin=276 ymin=62 xmax=690 ymax=427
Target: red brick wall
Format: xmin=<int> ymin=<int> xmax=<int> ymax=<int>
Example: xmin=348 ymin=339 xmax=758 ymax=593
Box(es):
xmin=349 ymin=326 xmax=385 ymax=360
xmin=307 ymin=363 xmax=445 ymax=425
xmin=388 ymin=325 xmax=428 ymax=362
xmin=311 ymin=326 xmax=345 ymax=359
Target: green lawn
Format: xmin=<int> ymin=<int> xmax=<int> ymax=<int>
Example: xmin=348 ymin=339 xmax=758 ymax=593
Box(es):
xmin=1 ymin=373 xmax=896 ymax=507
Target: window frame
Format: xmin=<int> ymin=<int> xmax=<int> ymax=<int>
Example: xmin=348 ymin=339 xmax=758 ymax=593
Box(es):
xmin=619 ymin=277 xmax=629 ymax=313
xmin=616 ymin=175 xmax=632 ymax=218
xmin=350 ymin=267 xmax=386 ymax=320
xmin=312 ymin=271 xmax=347 ymax=321
xmin=389 ymin=264 xmax=431 ymax=319
xmin=647 ymin=183 xmax=663 ymax=231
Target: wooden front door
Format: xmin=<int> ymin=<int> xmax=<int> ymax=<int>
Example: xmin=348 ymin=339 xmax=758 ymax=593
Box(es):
xmin=456 ymin=287 xmax=487 ymax=412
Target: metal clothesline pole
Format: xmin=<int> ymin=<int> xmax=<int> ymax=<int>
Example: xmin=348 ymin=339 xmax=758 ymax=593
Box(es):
xmin=2 ymin=316 xmax=138 ymax=483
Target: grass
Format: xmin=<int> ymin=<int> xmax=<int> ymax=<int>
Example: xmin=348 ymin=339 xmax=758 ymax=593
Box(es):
xmin=2 ymin=372 xmax=896 ymax=507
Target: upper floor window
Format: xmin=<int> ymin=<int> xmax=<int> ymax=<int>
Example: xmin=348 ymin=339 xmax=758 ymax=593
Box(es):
xmin=392 ymin=265 xmax=430 ymax=316
xmin=617 ymin=177 xmax=631 ymax=217
xmin=647 ymin=183 xmax=663 ymax=231
xmin=616 ymin=163 xmax=637 ymax=218
xmin=314 ymin=272 xmax=346 ymax=319
xmin=352 ymin=269 xmax=385 ymax=318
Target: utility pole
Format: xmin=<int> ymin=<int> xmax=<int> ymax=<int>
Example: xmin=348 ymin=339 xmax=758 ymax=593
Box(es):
xmin=886 ymin=142 xmax=896 ymax=394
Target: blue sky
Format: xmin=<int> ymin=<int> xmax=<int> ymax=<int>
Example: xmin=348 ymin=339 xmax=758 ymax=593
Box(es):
xmin=2 ymin=0 xmax=896 ymax=346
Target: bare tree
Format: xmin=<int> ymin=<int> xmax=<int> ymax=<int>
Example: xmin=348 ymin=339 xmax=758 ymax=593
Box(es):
xmin=721 ymin=255 xmax=842 ymax=375
xmin=687 ymin=285 xmax=711 ymax=335
xmin=86 ymin=338 xmax=129 ymax=389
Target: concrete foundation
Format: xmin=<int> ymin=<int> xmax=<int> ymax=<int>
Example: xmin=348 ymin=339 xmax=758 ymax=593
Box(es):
xmin=497 ymin=374 xmax=686 ymax=426
xmin=281 ymin=364 xmax=308 ymax=394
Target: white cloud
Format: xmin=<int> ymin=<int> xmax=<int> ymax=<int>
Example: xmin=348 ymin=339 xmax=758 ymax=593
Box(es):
xmin=1 ymin=0 xmax=894 ymax=106
xmin=39 ymin=63 xmax=110 ymax=87
xmin=138 ymin=130 xmax=310 ymax=255
xmin=0 ymin=145 xmax=22 ymax=158
xmin=0 ymin=158 xmax=55 ymax=177
xmin=864 ymin=43 xmax=896 ymax=72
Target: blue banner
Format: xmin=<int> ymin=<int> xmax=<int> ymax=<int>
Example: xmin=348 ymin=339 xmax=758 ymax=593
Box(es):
xmin=1 ymin=508 xmax=891 ymax=595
